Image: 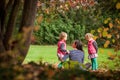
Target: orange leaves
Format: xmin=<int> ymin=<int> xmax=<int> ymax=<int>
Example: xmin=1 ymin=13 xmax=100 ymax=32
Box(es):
xmin=109 ymin=23 xmax=113 ymax=28
xmin=22 ymin=27 xmax=32 ymax=33
xmin=115 ymin=18 xmax=120 ymax=24
xmin=107 ymin=34 xmax=112 ymax=38
xmin=117 ymin=26 xmax=120 ymax=30
xmin=104 ymin=40 xmax=110 ymax=48
xmin=89 ymin=0 xmax=95 ymax=6
xmin=37 ymin=16 xmax=43 ymax=24
xmin=107 ymin=51 xmax=113 ymax=56
xmin=34 ymin=26 xmax=40 ymax=31
xmin=97 ymin=18 xmax=120 ymax=49
xmin=91 ymin=17 xmax=120 ymax=51
xmin=104 ymin=28 xmax=109 ymax=32
xmin=45 ymin=8 xmax=50 ymax=14
xmin=22 ymin=27 xmax=32 ymax=37
xmin=107 ymin=52 xmax=117 ymax=60
xmin=37 ymin=1 xmax=41 ymax=7
xmin=116 ymin=2 xmax=120 ymax=9
xmin=34 ymin=16 xmax=41 ymax=32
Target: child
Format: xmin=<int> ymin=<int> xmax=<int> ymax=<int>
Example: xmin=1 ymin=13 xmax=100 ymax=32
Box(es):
xmin=85 ymin=33 xmax=98 ymax=71
xmin=62 ymin=40 xmax=85 ymax=69
xmin=57 ymin=32 xmax=69 ymax=68
xmin=63 ymin=40 xmax=84 ymax=63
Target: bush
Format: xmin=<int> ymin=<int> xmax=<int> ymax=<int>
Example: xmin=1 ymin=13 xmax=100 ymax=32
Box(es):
xmin=34 ymin=14 xmax=85 ymax=45
xmin=34 ymin=0 xmax=120 ymax=48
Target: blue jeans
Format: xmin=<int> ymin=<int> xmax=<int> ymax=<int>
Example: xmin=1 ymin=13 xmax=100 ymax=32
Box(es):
xmin=91 ymin=58 xmax=98 ymax=70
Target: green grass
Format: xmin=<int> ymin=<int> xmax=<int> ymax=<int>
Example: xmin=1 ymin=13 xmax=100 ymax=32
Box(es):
xmin=23 ymin=45 xmax=120 ymax=69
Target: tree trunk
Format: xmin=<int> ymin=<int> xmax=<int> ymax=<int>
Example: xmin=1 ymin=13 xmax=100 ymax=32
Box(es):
xmin=2 ymin=0 xmax=14 ymax=34
xmin=18 ymin=0 xmax=37 ymax=57
xmin=0 ymin=22 xmax=5 ymax=53
xmin=0 ymin=0 xmax=38 ymax=64
xmin=3 ymin=0 xmax=21 ymax=50
xmin=0 ymin=0 xmax=6 ymax=53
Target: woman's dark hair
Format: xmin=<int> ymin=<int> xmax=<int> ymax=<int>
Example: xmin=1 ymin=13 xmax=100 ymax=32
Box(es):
xmin=74 ymin=40 xmax=84 ymax=51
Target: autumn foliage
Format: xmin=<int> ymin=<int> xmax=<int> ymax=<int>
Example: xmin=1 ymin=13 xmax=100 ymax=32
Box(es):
xmin=0 ymin=56 xmax=120 ymax=80
xmin=0 ymin=0 xmax=120 ymax=80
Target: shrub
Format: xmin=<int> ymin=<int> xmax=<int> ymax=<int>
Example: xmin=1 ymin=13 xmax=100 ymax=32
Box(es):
xmin=34 ymin=14 xmax=86 ymax=45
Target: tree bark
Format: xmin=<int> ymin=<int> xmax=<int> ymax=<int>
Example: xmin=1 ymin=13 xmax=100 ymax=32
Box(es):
xmin=18 ymin=0 xmax=38 ymax=57
xmin=0 ymin=0 xmax=6 ymax=53
xmin=0 ymin=22 xmax=5 ymax=53
xmin=2 ymin=0 xmax=14 ymax=34
xmin=3 ymin=0 xmax=21 ymax=50
xmin=0 ymin=0 xmax=38 ymax=64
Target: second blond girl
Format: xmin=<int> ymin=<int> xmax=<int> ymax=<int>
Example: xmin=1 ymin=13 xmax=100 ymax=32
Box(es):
xmin=85 ymin=33 xmax=98 ymax=71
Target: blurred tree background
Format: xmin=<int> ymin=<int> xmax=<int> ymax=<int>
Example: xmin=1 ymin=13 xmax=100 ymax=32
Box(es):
xmin=0 ymin=0 xmax=37 ymax=63
xmin=0 ymin=0 xmax=120 ymax=80
xmin=34 ymin=0 xmax=120 ymax=47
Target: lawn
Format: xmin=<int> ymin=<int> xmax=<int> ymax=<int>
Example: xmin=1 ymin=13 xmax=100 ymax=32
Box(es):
xmin=23 ymin=45 xmax=120 ymax=69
